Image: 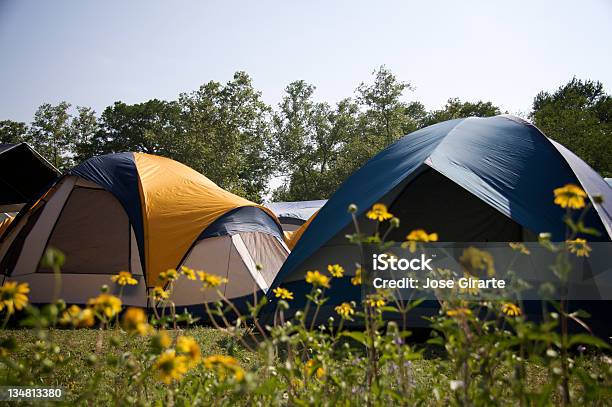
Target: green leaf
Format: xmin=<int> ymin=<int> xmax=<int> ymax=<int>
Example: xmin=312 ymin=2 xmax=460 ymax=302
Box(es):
xmin=426 ymin=336 xmax=445 ymax=346
xmin=406 ymin=297 xmax=426 ymax=311
xmin=341 ymin=331 xmax=368 ymax=346
xmin=568 ymin=333 xmax=611 ymax=349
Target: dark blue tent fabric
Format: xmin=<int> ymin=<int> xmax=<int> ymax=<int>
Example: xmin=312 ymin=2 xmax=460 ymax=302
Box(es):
xmin=425 ymin=115 xmax=607 ymax=240
xmin=549 ymin=140 xmax=612 ymax=238
xmin=69 ymin=152 xmax=146 ymax=270
xmin=0 ymin=143 xmax=59 ymax=206
xmin=197 ymin=206 xmax=284 ymax=241
xmin=271 ymin=115 xmax=612 ymax=289
xmin=271 ymin=118 xmax=459 ymax=288
xmin=265 ymin=200 xmax=327 ymax=223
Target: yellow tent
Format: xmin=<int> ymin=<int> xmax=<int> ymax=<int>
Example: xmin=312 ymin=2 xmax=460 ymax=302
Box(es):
xmin=0 ymin=153 xmax=289 ymax=307
xmin=287 ymin=210 xmax=319 ymax=250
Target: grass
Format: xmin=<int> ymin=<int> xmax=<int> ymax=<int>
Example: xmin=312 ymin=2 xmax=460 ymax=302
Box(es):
xmin=0 ymin=327 xmax=256 ymax=402
xmin=1 ymin=328 xmax=610 ymax=404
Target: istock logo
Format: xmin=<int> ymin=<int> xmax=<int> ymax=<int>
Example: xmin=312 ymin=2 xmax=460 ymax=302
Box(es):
xmin=372 ymin=253 xmax=433 ymax=271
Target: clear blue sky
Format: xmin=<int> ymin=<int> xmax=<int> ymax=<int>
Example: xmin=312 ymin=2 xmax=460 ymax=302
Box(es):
xmin=1 ymin=0 xmax=611 ymax=122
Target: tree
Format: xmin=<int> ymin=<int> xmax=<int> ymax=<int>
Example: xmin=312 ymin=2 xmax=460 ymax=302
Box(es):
xmin=28 ymin=102 xmax=74 ymax=170
xmin=0 ymin=120 xmax=29 ymax=144
xmin=272 ymin=67 xmax=423 ymax=201
xmin=271 ymin=80 xmax=360 ymax=201
xmin=178 ymin=71 xmax=274 ymax=201
xmin=531 ymin=78 xmax=611 ymax=177
xmin=356 ymin=66 xmax=418 ymax=146
xmin=342 ymin=67 xmax=424 ymax=179
xmin=96 ymin=99 xmax=183 ymax=157
xmin=422 ymin=98 xmax=501 ymax=127
xmin=71 ymin=106 xmax=100 ymax=163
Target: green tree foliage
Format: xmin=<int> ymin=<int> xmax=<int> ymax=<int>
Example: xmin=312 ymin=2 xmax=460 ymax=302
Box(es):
xmin=29 ymin=102 xmax=74 ymax=170
xmin=1 ymin=106 xmax=99 ymax=172
xmin=355 ymin=66 xmax=419 ymax=146
xmin=3 ymin=70 xmax=607 ymax=202
xmin=531 ymin=78 xmax=611 ymax=177
xmin=71 ymin=106 xmax=99 ymax=163
xmin=421 ymin=97 xmax=501 ymax=127
xmin=94 ymin=99 xmax=182 ymax=157
xmin=271 ymin=81 xmax=359 ymax=201
xmin=0 ymin=120 xmax=29 ymax=144
xmin=272 ymin=67 xmax=426 ymax=201
xmin=178 ymin=72 xmax=274 ymax=201
xmin=81 ymin=72 xmax=273 ymax=201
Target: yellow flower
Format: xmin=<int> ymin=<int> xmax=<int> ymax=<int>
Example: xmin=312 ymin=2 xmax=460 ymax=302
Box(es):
xmin=459 ymin=247 xmax=496 ymax=277
xmin=335 ymin=302 xmax=354 ymax=319
xmin=152 ymin=286 xmax=170 ymax=301
xmin=459 ymin=274 xmax=479 ymax=296
xmin=566 ymin=238 xmax=591 ymax=257
xmin=122 ymin=307 xmax=152 ymax=335
xmin=0 ymin=281 xmax=29 ymax=314
xmin=366 ymin=295 xmax=385 ymax=308
xmin=305 ymin=270 xmax=330 ymax=288
xmin=401 ymin=229 xmax=439 ymax=253
xmin=273 ymin=287 xmax=294 ymax=300
xmin=153 ymin=350 xmax=189 ymax=384
xmin=88 ymin=293 xmax=122 ymax=319
xmin=151 ymin=330 xmax=172 ymax=350
xmin=110 ymin=271 xmax=138 ymax=286
xmin=290 ymin=377 xmax=303 ymax=389
xmin=501 ymin=303 xmax=522 ymax=317
xmin=366 ymin=203 xmax=393 ymax=222
xmin=203 ymin=355 xmax=245 ymax=382
xmin=177 ymin=336 xmax=201 ymax=367
xmin=327 ymin=264 xmax=345 ymax=278
xmin=446 ymin=307 xmax=472 ymax=318
xmin=58 ymin=305 xmax=80 ymax=326
xmin=159 ymin=269 xmax=179 ymax=284
xmin=60 ymin=305 xmax=95 ymax=328
xmin=509 ymin=242 xmax=530 ymax=255
xmin=198 ymin=271 xmax=228 ymax=288
xmin=180 ymin=266 xmax=197 ymax=280
xmin=406 ymin=229 xmax=439 ymax=242
xmin=305 ymin=359 xmax=325 ymax=379
xmin=351 ymin=266 xmax=362 ymax=286
xmin=78 ymin=308 xmax=95 ymax=327
xmin=554 ymin=184 xmax=587 ymax=209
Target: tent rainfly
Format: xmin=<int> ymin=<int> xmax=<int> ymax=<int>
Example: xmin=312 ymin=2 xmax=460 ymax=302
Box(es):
xmin=268 ymin=115 xmax=612 ymax=326
xmin=0 ymin=143 xmax=59 ymax=213
xmin=0 ymin=152 xmax=289 ymax=307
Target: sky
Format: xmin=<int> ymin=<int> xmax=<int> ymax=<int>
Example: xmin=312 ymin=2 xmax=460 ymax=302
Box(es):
xmin=1 ymin=0 xmax=611 ymax=123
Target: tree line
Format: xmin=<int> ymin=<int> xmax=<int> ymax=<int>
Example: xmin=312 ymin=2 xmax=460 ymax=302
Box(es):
xmin=1 ymin=67 xmax=610 ymax=202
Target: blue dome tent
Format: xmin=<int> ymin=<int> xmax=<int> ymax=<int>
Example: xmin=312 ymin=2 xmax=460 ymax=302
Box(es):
xmin=268 ymin=115 xmax=612 ymax=331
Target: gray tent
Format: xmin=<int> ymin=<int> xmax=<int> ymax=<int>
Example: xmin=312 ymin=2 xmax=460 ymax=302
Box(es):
xmin=265 ymin=200 xmax=327 ymax=231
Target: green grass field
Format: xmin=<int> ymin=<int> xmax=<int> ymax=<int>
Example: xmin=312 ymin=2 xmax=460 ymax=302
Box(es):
xmin=2 ymin=328 xmax=610 ymax=404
